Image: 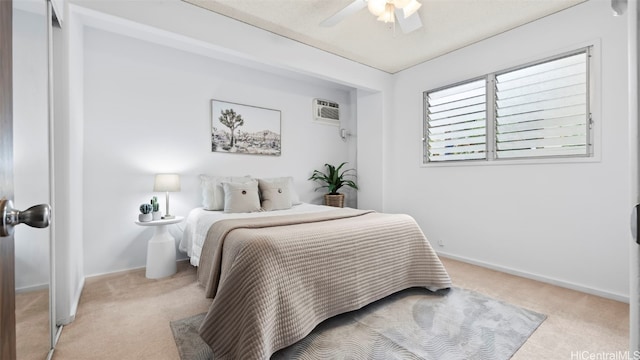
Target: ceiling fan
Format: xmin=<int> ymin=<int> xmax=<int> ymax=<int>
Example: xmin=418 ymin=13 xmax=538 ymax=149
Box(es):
xmin=321 ymin=0 xmax=423 ymax=34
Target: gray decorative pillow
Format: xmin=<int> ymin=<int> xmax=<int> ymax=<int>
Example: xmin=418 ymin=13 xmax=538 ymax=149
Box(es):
xmin=259 ymin=176 xmax=302 ymax=205
xmin=200 ymin=175 xmax=252 ymax=210
xmin=222 ymin=180 xmax=261 ymax=213
xmin=258 ymin=178 xmax=292 ymax=211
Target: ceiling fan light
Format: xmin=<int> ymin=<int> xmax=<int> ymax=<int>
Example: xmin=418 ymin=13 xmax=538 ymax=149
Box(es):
xmin=402 ymin=0 xmax=422 ymax=18
xmin=377 ymin=3 xmax=395 ymax=23
xmin=367 ymin=0 xmax=387 ymax=16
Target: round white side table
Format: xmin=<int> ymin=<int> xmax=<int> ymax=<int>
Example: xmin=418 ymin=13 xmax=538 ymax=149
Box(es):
xmin=134 ymin=216 xmax=184 ymax=279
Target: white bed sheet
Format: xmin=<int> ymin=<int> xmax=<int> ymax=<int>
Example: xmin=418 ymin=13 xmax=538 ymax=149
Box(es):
xmin=180 ymin=203 xmax=336 ymax=266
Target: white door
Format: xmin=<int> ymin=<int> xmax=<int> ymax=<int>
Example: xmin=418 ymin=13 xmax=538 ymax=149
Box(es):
xmin=628 ymin=0 xmax=640 ymax=353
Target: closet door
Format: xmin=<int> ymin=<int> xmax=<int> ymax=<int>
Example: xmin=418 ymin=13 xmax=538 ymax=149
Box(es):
xmin=11 ymin=0 xmax=56 ymax=358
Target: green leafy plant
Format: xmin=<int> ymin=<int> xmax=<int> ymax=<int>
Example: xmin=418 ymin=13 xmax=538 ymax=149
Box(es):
xmin=308 ymin=162 xmax=358 ymax=195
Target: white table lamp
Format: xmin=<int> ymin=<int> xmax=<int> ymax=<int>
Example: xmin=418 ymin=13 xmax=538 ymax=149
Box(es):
xmin=153 ymin=173 xmax=180 ymax=219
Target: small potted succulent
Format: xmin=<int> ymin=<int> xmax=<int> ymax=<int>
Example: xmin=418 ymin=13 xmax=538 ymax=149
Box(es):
xmin=308 ymin=162 xmax=358 ymax=208
xmin=139 ymin=203 xmax=153 ymax=222
xmin=151 ymin=196 xmax=161 ymax=220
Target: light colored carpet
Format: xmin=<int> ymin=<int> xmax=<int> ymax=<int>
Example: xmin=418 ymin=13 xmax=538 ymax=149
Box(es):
xmin=171 ymin=287 xmax=546 ymax=360
xmin=15 ymin=288 xmax=50 ymax=360
xmin=24 ymin=257 xmax=624 ymax=359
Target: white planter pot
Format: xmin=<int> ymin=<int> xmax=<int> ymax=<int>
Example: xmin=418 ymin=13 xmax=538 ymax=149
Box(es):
xmin=138 ymin=213 xmax=152 ymax=222
xmin=152 ymin=211 xmax=162 ymax=220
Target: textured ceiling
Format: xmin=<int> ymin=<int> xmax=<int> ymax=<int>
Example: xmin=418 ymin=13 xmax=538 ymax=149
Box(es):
xmin=182 ymin=0 xmax=586 ymax=74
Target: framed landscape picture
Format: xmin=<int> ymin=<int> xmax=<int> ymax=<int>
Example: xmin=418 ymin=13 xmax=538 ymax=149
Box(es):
xmin=210 ymin=99 xmax=281 ymax=156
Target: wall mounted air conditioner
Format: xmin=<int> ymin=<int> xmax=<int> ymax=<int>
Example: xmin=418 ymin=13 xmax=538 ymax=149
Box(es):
xmin=313 ymin=99 xmax=340 ymax=126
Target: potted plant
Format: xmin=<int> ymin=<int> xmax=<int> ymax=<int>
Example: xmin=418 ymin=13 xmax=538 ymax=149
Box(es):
xmin=308 ymin=162 xmax=358 ymax=208
xmin=139 ymin=203 xmax=153 ymax=222
xmin=151 ymin=196 xmax=161 ymax=220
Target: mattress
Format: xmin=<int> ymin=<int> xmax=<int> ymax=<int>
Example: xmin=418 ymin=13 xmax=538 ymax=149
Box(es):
xmin=179 ymin=203 xmax=336 ymax=266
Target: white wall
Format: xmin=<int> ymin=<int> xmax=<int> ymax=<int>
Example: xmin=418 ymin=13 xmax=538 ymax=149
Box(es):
xmin=81 ymin=27 xmax=357 ymax=276
xmin=357 ymin=90 xmax=386 ymax=212
xmin=388 ymin=0 xmax=630 ymax=300
xmin=69 ymin=0 xmax=391 ymax=209
xmin=71 ymin=0 xmax=390 ymax=93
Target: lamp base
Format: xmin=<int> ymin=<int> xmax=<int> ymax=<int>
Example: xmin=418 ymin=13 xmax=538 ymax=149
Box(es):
xmin=162 ymin=214 xmax=175 ymax=219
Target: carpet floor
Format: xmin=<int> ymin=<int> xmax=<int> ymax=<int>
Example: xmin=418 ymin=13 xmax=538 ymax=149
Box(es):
xmin=14 ymin=257 xmax=626 ymax=359
xmin=172 ymin=287 xmax=546 ymax=360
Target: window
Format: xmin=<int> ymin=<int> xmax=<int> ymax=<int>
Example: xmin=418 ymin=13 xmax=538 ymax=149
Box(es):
xmin=424 ymin=48 xmax=592 ymax=163
xmin=425 ymin=79 xmax=487 ymax=162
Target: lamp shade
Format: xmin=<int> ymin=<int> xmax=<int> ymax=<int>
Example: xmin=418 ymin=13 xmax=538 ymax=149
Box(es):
xmin=153 ymin=174 xmax=181 ymax=192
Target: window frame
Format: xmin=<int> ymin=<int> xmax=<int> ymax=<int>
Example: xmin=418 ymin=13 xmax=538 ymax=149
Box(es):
xmin=423 ymin=46 xmax=594 ymax=165
xmin=422 ymin=76 xmax=488 ymax=163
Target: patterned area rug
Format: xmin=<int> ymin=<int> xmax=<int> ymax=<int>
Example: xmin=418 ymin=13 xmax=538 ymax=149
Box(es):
xmin=170 ymin=287 xmax=546 ymax=360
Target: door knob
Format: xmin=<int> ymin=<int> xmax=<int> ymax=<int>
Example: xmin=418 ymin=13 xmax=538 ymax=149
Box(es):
xmin=0 ymin=199 xmax=51 ymax=237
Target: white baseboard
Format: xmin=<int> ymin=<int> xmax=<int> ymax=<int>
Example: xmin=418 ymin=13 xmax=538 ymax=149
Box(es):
xmin=87 ymin=265 xmax=146 ymax=279
xmin=15 ymin=282 xmax=49 ymax=294
xmin=437 ymin=251 xmax=629 ymax=303
xmin=86 ymin=258 xmax=190 ymax=279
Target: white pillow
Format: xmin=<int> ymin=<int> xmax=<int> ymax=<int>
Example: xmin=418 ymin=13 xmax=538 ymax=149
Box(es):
xmin=200 ymin=175 xmax=252 ymax=210
xmin=259 ymin=176 xmax=301 ymax=205
xmin=222 ymin=180 xmax=261 ymax=213
xmin=258 ymin=178 xmax=292 ymax=211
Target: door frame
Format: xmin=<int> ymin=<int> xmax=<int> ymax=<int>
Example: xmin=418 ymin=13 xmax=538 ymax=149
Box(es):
xmin=45 ymin=0 xmax=62 ymax=356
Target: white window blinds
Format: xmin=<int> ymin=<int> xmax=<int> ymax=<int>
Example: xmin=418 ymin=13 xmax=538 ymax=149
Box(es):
xmin=495 ymin=51 xmax=590 ymax=159
xmin=423 ymin=47 xmax=591 ymax=164
xmin=425 ymin=79 xmax=487 ymax=162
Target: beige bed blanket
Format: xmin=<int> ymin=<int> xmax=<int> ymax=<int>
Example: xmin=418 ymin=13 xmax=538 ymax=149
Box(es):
xmin=197 ymin=208 xmax=451 ymax=360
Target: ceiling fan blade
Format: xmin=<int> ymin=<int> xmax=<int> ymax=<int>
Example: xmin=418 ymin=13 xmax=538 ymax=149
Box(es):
xmin=395 ymin=7 xmax=423 ymax=34
xmin=320 ymin=0 xmax=367 ymax=27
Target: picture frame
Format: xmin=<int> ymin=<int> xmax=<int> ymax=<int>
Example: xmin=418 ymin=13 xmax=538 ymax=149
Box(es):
xmin=210 ymin=99 xmax=281 ymax=156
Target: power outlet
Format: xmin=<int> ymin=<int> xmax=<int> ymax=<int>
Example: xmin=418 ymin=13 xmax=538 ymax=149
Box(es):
xmin=437 ymin=239 xmax=444 ymax=247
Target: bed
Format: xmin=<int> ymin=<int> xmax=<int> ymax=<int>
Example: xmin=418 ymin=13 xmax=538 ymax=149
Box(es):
xmin=180 ymin=176 xmax=452 ymax=360
xmin=179 ymin=203 xmax=336 ymax=267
